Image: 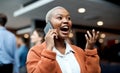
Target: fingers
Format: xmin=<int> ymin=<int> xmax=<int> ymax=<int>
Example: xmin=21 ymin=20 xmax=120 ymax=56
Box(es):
xmin=87 ymin=30 xmax=92 ymax=38
xmin=85 ymin=29 xmax=99 ymax=49
xmin=95 ymin=31 xmax=99 ymax=40
xmin=85 ymin=30 xmax=92 ymax=41
xmin=85 ymin=29 xmax=99 ymax=40
xmin=92 ymin=29 xmax=95 ymax=39
xmin=85 ymin=34 xmax=89 ymax=41
xmin=45 ymin=29 xmax=58 ymax=39
xmin=51 ymin=29 xmax=58 ymax=39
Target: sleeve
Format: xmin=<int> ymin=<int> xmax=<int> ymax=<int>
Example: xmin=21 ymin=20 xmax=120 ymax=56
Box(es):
xmin=26 ymin=47 xmax=57 ymax=73
xmin=13 ymin=37 xmax=19 ymax=73
xmin=84 ymin=48 xmax=101 ymax=73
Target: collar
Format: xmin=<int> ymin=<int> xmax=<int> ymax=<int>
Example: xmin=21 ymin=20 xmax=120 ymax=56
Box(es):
xmin=53 ymin=41 xmax=75 ymax=57
xmin=65 ymin=41 xmax=75 ymax=53
xmin=0 ymin=26 xmax=5 ymax=30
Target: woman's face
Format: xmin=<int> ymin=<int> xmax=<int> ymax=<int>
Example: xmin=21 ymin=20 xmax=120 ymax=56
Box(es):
xmin=30 ymin=30 xmax=41 ymax=43
xmin=50 ymin=8 xmax=72 ymax=39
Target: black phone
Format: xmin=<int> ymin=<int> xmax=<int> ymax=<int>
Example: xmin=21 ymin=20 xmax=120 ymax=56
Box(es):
xmin=44 ymin=22 xmax=53 ymax=34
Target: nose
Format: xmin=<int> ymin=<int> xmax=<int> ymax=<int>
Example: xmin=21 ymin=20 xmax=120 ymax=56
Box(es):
xmin=62 ymin=18 xmax=69 ymax=24
xmin=63 ymin=18 xmax=68 ymax=22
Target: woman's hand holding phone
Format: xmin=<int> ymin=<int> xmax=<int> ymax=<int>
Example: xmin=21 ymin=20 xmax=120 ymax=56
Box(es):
xmin=45 ymin=29 xmax=58 ymax=51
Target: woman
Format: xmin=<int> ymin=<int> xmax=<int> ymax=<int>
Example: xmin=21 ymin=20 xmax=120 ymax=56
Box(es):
xmin=30 ymin=28 xmax=44 ymax=45
xmin=26 ymin=6 xmax=101 ymax=73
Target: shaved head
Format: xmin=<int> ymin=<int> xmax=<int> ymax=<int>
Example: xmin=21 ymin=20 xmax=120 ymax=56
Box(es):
xmin=45 ymin=6 xmax=67 ymax=23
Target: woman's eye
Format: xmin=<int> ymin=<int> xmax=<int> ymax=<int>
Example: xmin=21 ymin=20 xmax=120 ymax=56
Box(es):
xmin=57 ymin=17 xmax=62 ymax=20
xmin=68 ymin=17 xmax=71 ymax=20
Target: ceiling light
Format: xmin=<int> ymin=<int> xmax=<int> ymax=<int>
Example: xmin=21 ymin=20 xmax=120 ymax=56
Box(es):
xmin=97 ymin=21 xmax=103 ymax=26
xmin=24 ymin=34 xmax=29 ymax=39
xmin=14 ymin=0 xmax=54 ymax=17
xmin=100 ymin=33 xmax=106 ymax=38
xmin=78 ymin=8 xmax=86 ymax=13
xmin=99 ymin=39 xmax=104 ymax=43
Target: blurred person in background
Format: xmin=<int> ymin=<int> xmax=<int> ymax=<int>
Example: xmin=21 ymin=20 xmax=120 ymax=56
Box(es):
xmin=0 ymin=13 xmax=19 ymax=73
xmin=16 ymin=36 xmax=28 ymax=73
xmin=26 ymin=6 xmax=100 ymax=73
xmin=30 ymin=28 xmax=44 ymax=45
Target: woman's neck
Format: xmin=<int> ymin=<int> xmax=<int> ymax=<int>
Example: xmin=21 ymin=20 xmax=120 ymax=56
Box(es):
xmin=55 ymin=38 xmax=66 ymax=54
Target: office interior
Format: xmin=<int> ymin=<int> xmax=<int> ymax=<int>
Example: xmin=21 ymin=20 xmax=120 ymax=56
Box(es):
xmin=1 ymin=0 xmax=120 ymax=73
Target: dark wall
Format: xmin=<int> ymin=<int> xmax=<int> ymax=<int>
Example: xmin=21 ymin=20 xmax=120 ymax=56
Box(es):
xmin=76 ymin=32 xmax=86 ymax=49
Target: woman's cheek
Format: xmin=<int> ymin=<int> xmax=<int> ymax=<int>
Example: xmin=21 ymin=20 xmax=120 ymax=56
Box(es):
xmin=54 ymin=23 xmax=61 ymax=29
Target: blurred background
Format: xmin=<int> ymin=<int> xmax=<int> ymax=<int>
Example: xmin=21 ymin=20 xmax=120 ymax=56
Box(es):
xmin=0 ymin=0 xmax=120 ymax=73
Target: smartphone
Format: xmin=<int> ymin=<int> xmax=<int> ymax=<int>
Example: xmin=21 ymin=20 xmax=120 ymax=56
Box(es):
xmin=44 ymin=22 xmax=53 ymax=34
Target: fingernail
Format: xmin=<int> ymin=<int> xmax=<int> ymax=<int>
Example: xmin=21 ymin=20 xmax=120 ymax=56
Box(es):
xmin=97 ymin=31 xmax=99 ymax=33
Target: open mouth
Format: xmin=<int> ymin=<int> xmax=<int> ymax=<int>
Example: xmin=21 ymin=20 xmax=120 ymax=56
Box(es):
xmin=60 ymin=26 xmax=69 ymax=32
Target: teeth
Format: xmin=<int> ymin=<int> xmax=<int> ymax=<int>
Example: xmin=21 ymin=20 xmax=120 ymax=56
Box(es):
xmin=63 ymin=26 xmax=68 ymax=28
xmin=60 ymin=26 xmax=69 ymax=31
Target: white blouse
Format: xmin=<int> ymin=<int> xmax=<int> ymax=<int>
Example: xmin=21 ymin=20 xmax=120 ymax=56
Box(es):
xmin=53 ymin=42 xmax=80 ymax=73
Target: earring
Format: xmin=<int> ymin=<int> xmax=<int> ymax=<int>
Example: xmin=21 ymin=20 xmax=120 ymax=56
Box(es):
xmin=69 ymin=30 xmax=73 ymax=38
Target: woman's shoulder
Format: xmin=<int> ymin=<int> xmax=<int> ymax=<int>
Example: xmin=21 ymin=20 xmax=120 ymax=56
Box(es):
xmin=29 ymin=42 xmax=46 ymax=54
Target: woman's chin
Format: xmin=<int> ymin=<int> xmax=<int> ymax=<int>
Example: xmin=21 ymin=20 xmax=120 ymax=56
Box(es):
xmin=59 ymin=34 xmax=69 ymax=39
